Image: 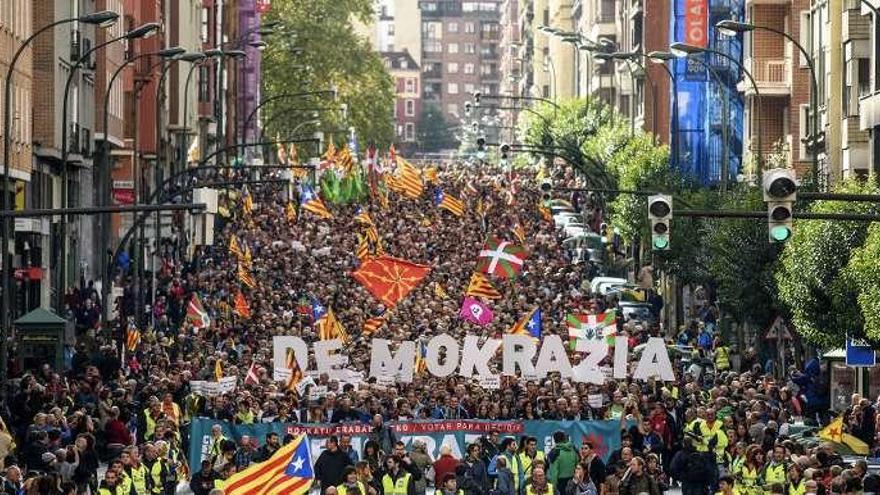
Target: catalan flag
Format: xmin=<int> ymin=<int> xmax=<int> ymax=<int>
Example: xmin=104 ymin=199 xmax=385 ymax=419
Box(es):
xmin=509 ymin=307 xmax=543 ymax=341
xmin=512 ymin=223 xmax=526 ymax=245
xmin=356 ymin=234 xmax=370 ymax=262
xmin=125 ymin=326 xmax=140 ymax=352
xmin=434 ymin=282 xmax=449 ymax=300
xmin=362 ymin=314 xmax=386 ymax=336
xmin=312 ymin=301 xmax=349 ymax=343
xmin=222 ymin=433 xmax=314 ymax=495
xmin=234 ymin=291 xmax=251 ymax=319
xmin=300 ymin=186 xmax=333 ymax=219
xmin=337 ymin=147 xmax=355 ymax=176
xmin=285 ymin=347 xmax=304 ymax=393
xmin=414 ymin=341 xmax=428 ymax=375
xmin=538 ymin=203 xmax=553 ymax=222
xmin=395 ymin=158 xmax=424 ymax=199
xmin=242 ymin=188 xmax=254 ymax=216
xmin=214 ymin=359 xmax=223 ymax=380
xmin=423 ymin=166 xmax=439 ymax=184
xmin=466 ymin=272 xmax=502 ymax=300
xmin=229 ymin=235 xmax=243 ymax=258
xmin=186 ymin=293 xmax=211 ymax=329
xmin=364 ymin=225 xmax=380 ymax=244
xmin=285 ymin=202 xmax=297 ymax=223
xmin=238 ymin=263 xmax=257 ymax=289
xmin=434 ymin=189 xmax=465 ymax=217
xmin=242 ymin=243 xmax=253 ymax=268
xmin=354 ymin=207 xmax=374 ymax=227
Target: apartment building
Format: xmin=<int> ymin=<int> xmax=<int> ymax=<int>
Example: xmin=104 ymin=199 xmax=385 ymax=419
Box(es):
xmin=859 ymin=0 xmax=880 ymax=178
xmin=357 ymin=0 xmax=423 ymax=64
xmin=420 ymin=0 xmax=502 ymax=123
xmin=383 ymin=51 xmax=423 ymax=151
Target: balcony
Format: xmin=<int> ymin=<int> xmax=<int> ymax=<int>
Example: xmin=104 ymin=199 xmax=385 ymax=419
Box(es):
xmin=859 ymin=90 xmax=880 ymax=130
xmin=69 ymin=123 xmax=81 ymax=154
xmin=739 ymin=57 xmax=790 ymax=96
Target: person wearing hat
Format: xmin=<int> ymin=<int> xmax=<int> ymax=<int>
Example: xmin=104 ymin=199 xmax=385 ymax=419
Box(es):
xmin=337 ymin=466 xmax=368 ymax=495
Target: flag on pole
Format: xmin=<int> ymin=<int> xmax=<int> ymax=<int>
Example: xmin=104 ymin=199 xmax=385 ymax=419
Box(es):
xmin=299 ymin=186 xmax=333 ymax=219
xmin=186 ymin=294 xmax=211 ymax=329
xmin=234 ymin=292 xmax=251 ymax=318
xmin=509 ymin=308 xmax=543 ymax=341
xmin=229 ymin=235 xmax=243 ymax=258
xmin=538 ymin=203 xmax=553 ymax=222
xmin=362 ymin=314 xmax=386 ymax=336
xmin=395 ymin=158 xmax=424 ymax=198
xmin=819 ymin=415 xmax=870 ymax=455
xmin=434 ymin=282 xmax=449 ymax=300
xmin=354 ymin=207 xmax=375 ymax=227
xmin=221 ymin=433 xmax=314 ymax=495
xmin=356 ymin=234 xmax=371 ymax=262
xmin=351 ymin=256 xmax=432 ymax=308
xmin=242 ymin=187 xmax=254 ymax=216
xmin=126 ymin=326 xmax=141 ymax=352
xmin=511 ymin=223 xmax=526 ymax=245
xmin=476 ymin=237 xmax=527 ymax=279
xmin=285 ymin=202 xmax=297 ymax=223
xmin=566 ymin=310 xmax=618 ymax=347
xmin=434 ymin=189 xmax=465 ymax=217
xmin=423 ymin=167 xmax=439 ymax=184
xmin=238 ymin=263 xmax=257 ymax=289
xmin=214 ymin=359 xmax=223 ymax=381
xmin=459 ymin=296 xmax=494 ymax=326
xmin=465 ymin=272 xmax=502 ymax=300
xmin=312 ymin=301 xmax=349 ymax=343
xmin=414 ymin=341 xmax=428 ymax=375
xmin=245 ymin=362 xmax=260 ymax=386
xmin=285 ymin=347 xmax=304 ymax=393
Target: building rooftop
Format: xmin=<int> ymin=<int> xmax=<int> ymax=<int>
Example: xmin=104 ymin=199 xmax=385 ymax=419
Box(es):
xmin=381 ymin=50 xmax=421 ymax=71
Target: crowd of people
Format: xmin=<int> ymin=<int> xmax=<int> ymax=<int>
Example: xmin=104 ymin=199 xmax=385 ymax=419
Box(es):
xmin=0 ymin=158 xmax=865 ymax=495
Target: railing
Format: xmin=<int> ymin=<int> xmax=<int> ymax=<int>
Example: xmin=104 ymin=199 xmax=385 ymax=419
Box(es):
xmin=743 ymin=57 xmax=791 ymax=91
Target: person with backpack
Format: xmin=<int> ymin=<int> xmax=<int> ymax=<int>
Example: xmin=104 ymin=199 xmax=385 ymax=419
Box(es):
xmin=669 ymin=431 xmax=717 ymax=495
xmin=548 ymin=432 xmax=578 ymax=492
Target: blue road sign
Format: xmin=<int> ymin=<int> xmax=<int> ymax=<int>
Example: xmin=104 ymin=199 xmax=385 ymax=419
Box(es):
xmin=846 ymin=338 xmax=876 ymax=367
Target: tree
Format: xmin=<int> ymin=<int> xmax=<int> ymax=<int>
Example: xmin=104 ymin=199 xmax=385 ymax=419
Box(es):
xmin=417 ymin=104 xmax=456 ymax=152
xmin=776 ymin=179 xmax=880 ymax=348
xmin=261 ymin=0 xmax=395 ymax=148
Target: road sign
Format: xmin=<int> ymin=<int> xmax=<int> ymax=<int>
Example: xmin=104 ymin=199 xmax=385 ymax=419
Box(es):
xmin=764 ymin=316 xmax=793 ymax=340
xmin=846 ymin=337 xmax=876 ymax=367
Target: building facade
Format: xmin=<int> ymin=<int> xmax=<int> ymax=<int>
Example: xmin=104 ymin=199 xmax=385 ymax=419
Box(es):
xmin=383 ymin=51 xmax=423 ymax=151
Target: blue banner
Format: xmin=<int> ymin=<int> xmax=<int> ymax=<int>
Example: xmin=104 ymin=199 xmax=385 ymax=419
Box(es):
xmin=188 ymin=418 xmax=623 ymax=471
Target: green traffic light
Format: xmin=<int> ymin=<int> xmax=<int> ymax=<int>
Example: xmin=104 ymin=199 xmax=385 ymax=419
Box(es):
xmin=653 ymin=236 xmax=669 ymax=250
xmin=770 ymin=226 xmax=791 ymax=242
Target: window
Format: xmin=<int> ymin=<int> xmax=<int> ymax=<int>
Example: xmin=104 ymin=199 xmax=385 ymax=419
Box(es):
xmin=464 ymin=83 xmax=475 ymax=94
xmin=424 ymin=40 xmax=442 ymax=52
xmin=423 ymin=21 xmax=442 ymax=39
xmin=405 ymin=78 xmax=416 ymax=93
xmin=448 ymin=62 xmax=459 ymax=74
xmin=422 ymin=2 xmax=437 ymax=11
xmin=388 ymin=24 xmax=395 ymax=35
xmin=464 ymin=63 xmax=475 ymax=74
xmin=405 ymin=100 xmax=416 ymax=116
xmin=448 ymin=22 xmax=458 ymax=33
xmin=201 ymin=7 xmax=210 ymax=43
xmin=199 ymin=65 xmax=210 ymax=102
xmin=799 ymin=11 xmax=810 ymax=68
xmin=543 ymin=8 xmax=549 ymax=26
xmin=405 ymin=123 xmax=415 ymax=141
xmin=465 ymin=23 xmax=475 ymax=34
xmin=859 ymin=57 xmax=871 ymax=97
xmin=400 ymin=58 xmax=408 ymax=69
xmin=448 ymin=43 xmax=459 ymax=54
xmin=448 ymin=103 xmax=459 ymax=116
xmin=448 ymin=83 xmax=459 ymax=94
xmin=464 ymin=43 xmax=475 ymax=54
xmin=481 ymin=64 xmax=494 ymax=75
xmin=799 ymin=104 xmax=810 ymax=160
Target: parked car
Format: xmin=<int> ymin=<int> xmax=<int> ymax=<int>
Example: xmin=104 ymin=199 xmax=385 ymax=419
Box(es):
xmin=618 ymin=301 xmax=656 ymax=326
xmin=590 ymin=276 xmax=627 ymax=295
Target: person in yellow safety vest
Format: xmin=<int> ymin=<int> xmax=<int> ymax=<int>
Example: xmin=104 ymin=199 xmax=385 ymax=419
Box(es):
xmin=213 ymin=463 xmax=236 ymax=491
xmin=517 ymin=436 xmax=546 ymax=484
xmin=380 ymin=455 xmax=417 ymax=495
xmin=696 ymin=408 xmax=728 ymax=463
xmin=736 ymin=446 xmax=765 ymax=495
xmin=764 ymin=446 xmax=788 ymax=487
xmin=125 ymin=446 xmax=151 ymax=495
xmin=98 ymin=469 xmax=122 ymax=495
xmin=435 ymin=473 xmax=464 ymax=495
xmin=141 ymin=399 xmax=164 ymax=443
xmin=499 ymin=438 xmax=522 ymax=493
xmin=714 ymin=338 xmax=731 ymax=372
xmin=109 ymin=459 xmax=131 ymax=495
xmin=142 ymin=443 xmax=166 ymax=495
xmin=716 ymin=475 xmax=741 ymax=495
xmin=524 ymin=467 xmax=554 ymax=495
xmin=208 ymin=424 xmax=227 ymax=462
xmin=787 ymin=465 xmax=806 ymax=495
xmin=160 ymin=393 xmax=182 ymax=426
xmin=338 ymin=466 xmax=368 ymax=495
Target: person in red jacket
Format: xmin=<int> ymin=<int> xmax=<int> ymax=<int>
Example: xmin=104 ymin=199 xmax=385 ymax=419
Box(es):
xmin=433 ymin=445 xmax=460 ymax=488
xmin=104 ymin=407 xmax=132 ymax=446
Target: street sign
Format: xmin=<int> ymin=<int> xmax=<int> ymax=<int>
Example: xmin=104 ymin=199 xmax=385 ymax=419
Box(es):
xmin=764 ymin=316 xmax=793 ymax=340
xmin=846 ymin=337 xmax=876 ymax=367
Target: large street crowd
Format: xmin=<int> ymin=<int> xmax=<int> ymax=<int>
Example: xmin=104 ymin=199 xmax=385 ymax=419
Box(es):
xmin=0 ymin=159 xmax=869 ymax=495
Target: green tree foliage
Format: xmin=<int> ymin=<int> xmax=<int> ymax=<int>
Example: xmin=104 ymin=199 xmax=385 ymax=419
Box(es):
xmin=842 ymin=224 xmax=880 ymax=341
xmin=417 ymin=104 xmax=456 ymax=152
xmin=261 ymin=0 xmax=395 ymax=148
xmin=776 ymin=179 xmax=880 ymax=348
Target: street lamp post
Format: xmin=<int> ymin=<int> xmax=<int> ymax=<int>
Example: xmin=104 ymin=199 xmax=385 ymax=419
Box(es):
xmin=645 ymin=51 xmax=681 ymax=168
xmin=243 ymin=88 xmax=339 ymax=138
xmin=716 ymin=19 xmax=822 ymax=184
xmin=1 ymin=8 xmax=120 ymax=397
xmin=670 ymin=42 xmax=764 ymax=169
xmin=58 ymin=22 xmax=159 ymax=311
xmin=594 ymin=53 xmax=637 ymax=138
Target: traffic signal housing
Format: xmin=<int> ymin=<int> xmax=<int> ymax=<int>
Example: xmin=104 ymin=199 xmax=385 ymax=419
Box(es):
xmin=647 ymin=194 xmax=672 ymax=250
xmin=540 ymin=179 xmax=552 ymax=202
xmin=762 ymin=168 xmax=797 ymax=243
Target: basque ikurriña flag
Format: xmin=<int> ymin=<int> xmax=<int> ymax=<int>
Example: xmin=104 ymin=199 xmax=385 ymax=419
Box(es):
xmin=476 ymin=237 xmax=527 ymax=279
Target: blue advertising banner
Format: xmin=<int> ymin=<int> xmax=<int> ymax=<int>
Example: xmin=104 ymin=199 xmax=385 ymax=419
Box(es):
xmin=188 ymin=418 xmax=624 ymax=472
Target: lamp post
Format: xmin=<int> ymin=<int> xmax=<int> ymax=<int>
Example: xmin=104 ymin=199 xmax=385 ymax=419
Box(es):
xmin=594 ymin=52 xmax=637 ymax=138
xmin=178 ymin=50 xmax=228 ymax=175
xmin=243 ymin=88 xmax=339 ymax=141
xmin=57 ymin=22 xmax=159 ymax=311
xmin=1 ymin=8 xmax=119 ymax=396
xmin=608 ymin=52 xmax=658 ymax=145
xmin=670 ymin=42 xmax=764 ymax=169
xmin=717 ymin=20 xmax=821 ymax=184
xmin=645 ymin=51 xmax=681 ymax=168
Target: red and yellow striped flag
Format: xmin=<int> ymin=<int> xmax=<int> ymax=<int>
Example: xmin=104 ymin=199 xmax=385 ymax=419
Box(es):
xmin=242 ymin=191 xmax=254 ymax=216
xmin=238 ymin=263 xmax=257 ymax=289
xmin=285 ymin=348 xmax=303 ymax=393
xmin=364 ymin=225 xmax=380 ymax=244
xmin=214 ymin=359 xmax=223 ymax=381
xmin=125 ymin=327 xmax=140 ymax=352
xmin=362 ymin=314 xmax=386 ymax=336
xmin=356 ymin=234 xmax=370 ymax=262
xmin=512 ymin=223 xmax=526 ymax=245
xmin=466 ymin=272 xmax=502 ymax=300
xmin=242 ymin=243 xmax=253 ymax=268
xmin=234 ymin=291 xmax=251 ymax=319
xmin=317 ymin=307 xmax=348 ymax=343
xmin=434 ymin=282 xmax=449 ymax=300
xmin=395 ymin=158 xmax=424 ymax=198
xmin=222 ymin=432 xmax=314 ymax=495
xmin=229 ymin=235 xmax=243 ymax=258
xmin=285 ymin=202 xmax=297 ymax=223
xmin=354 ymin=208 xmax=374 ymax=227
xmin=538 ymin=203 xmax=553 ymax=222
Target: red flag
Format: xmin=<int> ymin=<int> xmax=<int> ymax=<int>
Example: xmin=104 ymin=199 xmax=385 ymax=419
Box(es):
xmin=245 ymin=362 xmax=260 ymax=385
xmin=351 ymin=256 xmax=431 ymax=308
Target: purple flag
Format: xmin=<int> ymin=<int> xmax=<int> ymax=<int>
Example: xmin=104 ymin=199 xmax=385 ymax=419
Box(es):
xmin=460 ymin=296 xmax=494 ymax=326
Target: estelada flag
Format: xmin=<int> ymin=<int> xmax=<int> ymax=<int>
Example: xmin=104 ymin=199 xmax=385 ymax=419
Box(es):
xmin=234 ymin=292 xmax=251 ymax=318
xmin=186 ymin=293 xmax=211 ymax=329
xmin=476 ymin=237 xmax=527 ymax=279
xmin=351 ymin=255 xmax=431 ymax=308
xmin=317 ymin=307 xmax=349 ymax=343
xmin=466 ymin=272 xmax=502 ymax=300
xmin=222 ymin=433 xmax=314 ymax=495
xmin=229 ymin=235 xmax=243 ymax=258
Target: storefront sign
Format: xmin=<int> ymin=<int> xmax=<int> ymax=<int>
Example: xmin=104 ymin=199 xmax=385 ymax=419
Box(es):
xmin=684 ymin=0 xmax=708 ymax=47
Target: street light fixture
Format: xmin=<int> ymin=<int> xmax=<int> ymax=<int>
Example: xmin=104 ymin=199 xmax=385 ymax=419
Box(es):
xmin=716 ymin=20 xmax=755 ymax=36
xmin=251 ymin=40 xmax=268 ymax=51
xmin=81 ymin=10 xmax=122 ymax=27
xmin=646 ymin=51 xmax=676 ymax=62
xmin=223 ymin=49 xmax=248 ymax=58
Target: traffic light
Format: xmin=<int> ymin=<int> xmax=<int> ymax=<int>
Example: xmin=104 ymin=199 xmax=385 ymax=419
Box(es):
xmin=762 ymin=168 xmax=797 ymax=242
xmin=647 ymin=194 xmax=672 ymax=250
xmin=476 ymin=137 xmax=486 ymax=152
xmin=500 ymin=143 xmax=510 ymax=160
xmin=474 ymin=91 xmax=482 ymax=107
xmin=599 ymin=222 xmax=610 ymax=243
xmin=540 ymin=179 xmax=552 ymax=201
xmin=465 ymin=101 xmax=472 ymax=117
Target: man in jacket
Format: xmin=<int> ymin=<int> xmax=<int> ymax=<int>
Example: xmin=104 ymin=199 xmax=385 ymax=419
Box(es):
xmin=548 ymin=432 xmax=578 ymax=491
xmin=380 ymin=455 xmax=422 ymax=495
xmin=255 ymin=432 xmax=280 ymax=463
xmin=619 ymin=457 xmax=660 ymax=495
xmin=498 ymin=438 xmax=522 ymax=494
xmin=316 ymin=436 xmax=355 ymax=494
xmin=461 ymin=444 xmax=489 ymax=495
xmin=1 ymin=466 xmax=22 ymax=495
xmin=190 ymin=459 xmax=217 ymax=495
xmin=369 ymin=415 xmax=398 ymax=455
xmin=98 ymin=469 xmax=121 ymax=495
xmin=669 ymin=433 xmax=716 ymax=495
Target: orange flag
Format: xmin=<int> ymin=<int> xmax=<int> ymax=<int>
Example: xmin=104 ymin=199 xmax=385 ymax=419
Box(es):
xmin=234 ymin=292 xmax=251 ymax=318
xmin=351 ymin=255 xmax=431 ymax=308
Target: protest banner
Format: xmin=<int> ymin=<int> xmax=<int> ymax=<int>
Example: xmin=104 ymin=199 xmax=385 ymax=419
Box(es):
xmin=189 ymin=376 xmax=237 ymax=397
xmin=189 ymin=418 xmax=624 ymax=471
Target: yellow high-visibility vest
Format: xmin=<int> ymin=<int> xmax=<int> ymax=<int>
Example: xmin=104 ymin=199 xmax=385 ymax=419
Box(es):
xmin=381 ymin=473 xmax=412 ymax=495
xmin=337 ymin=481 xmax=368 ymax=495
xmin=525 ymin=482 xmax=554 ymax=495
